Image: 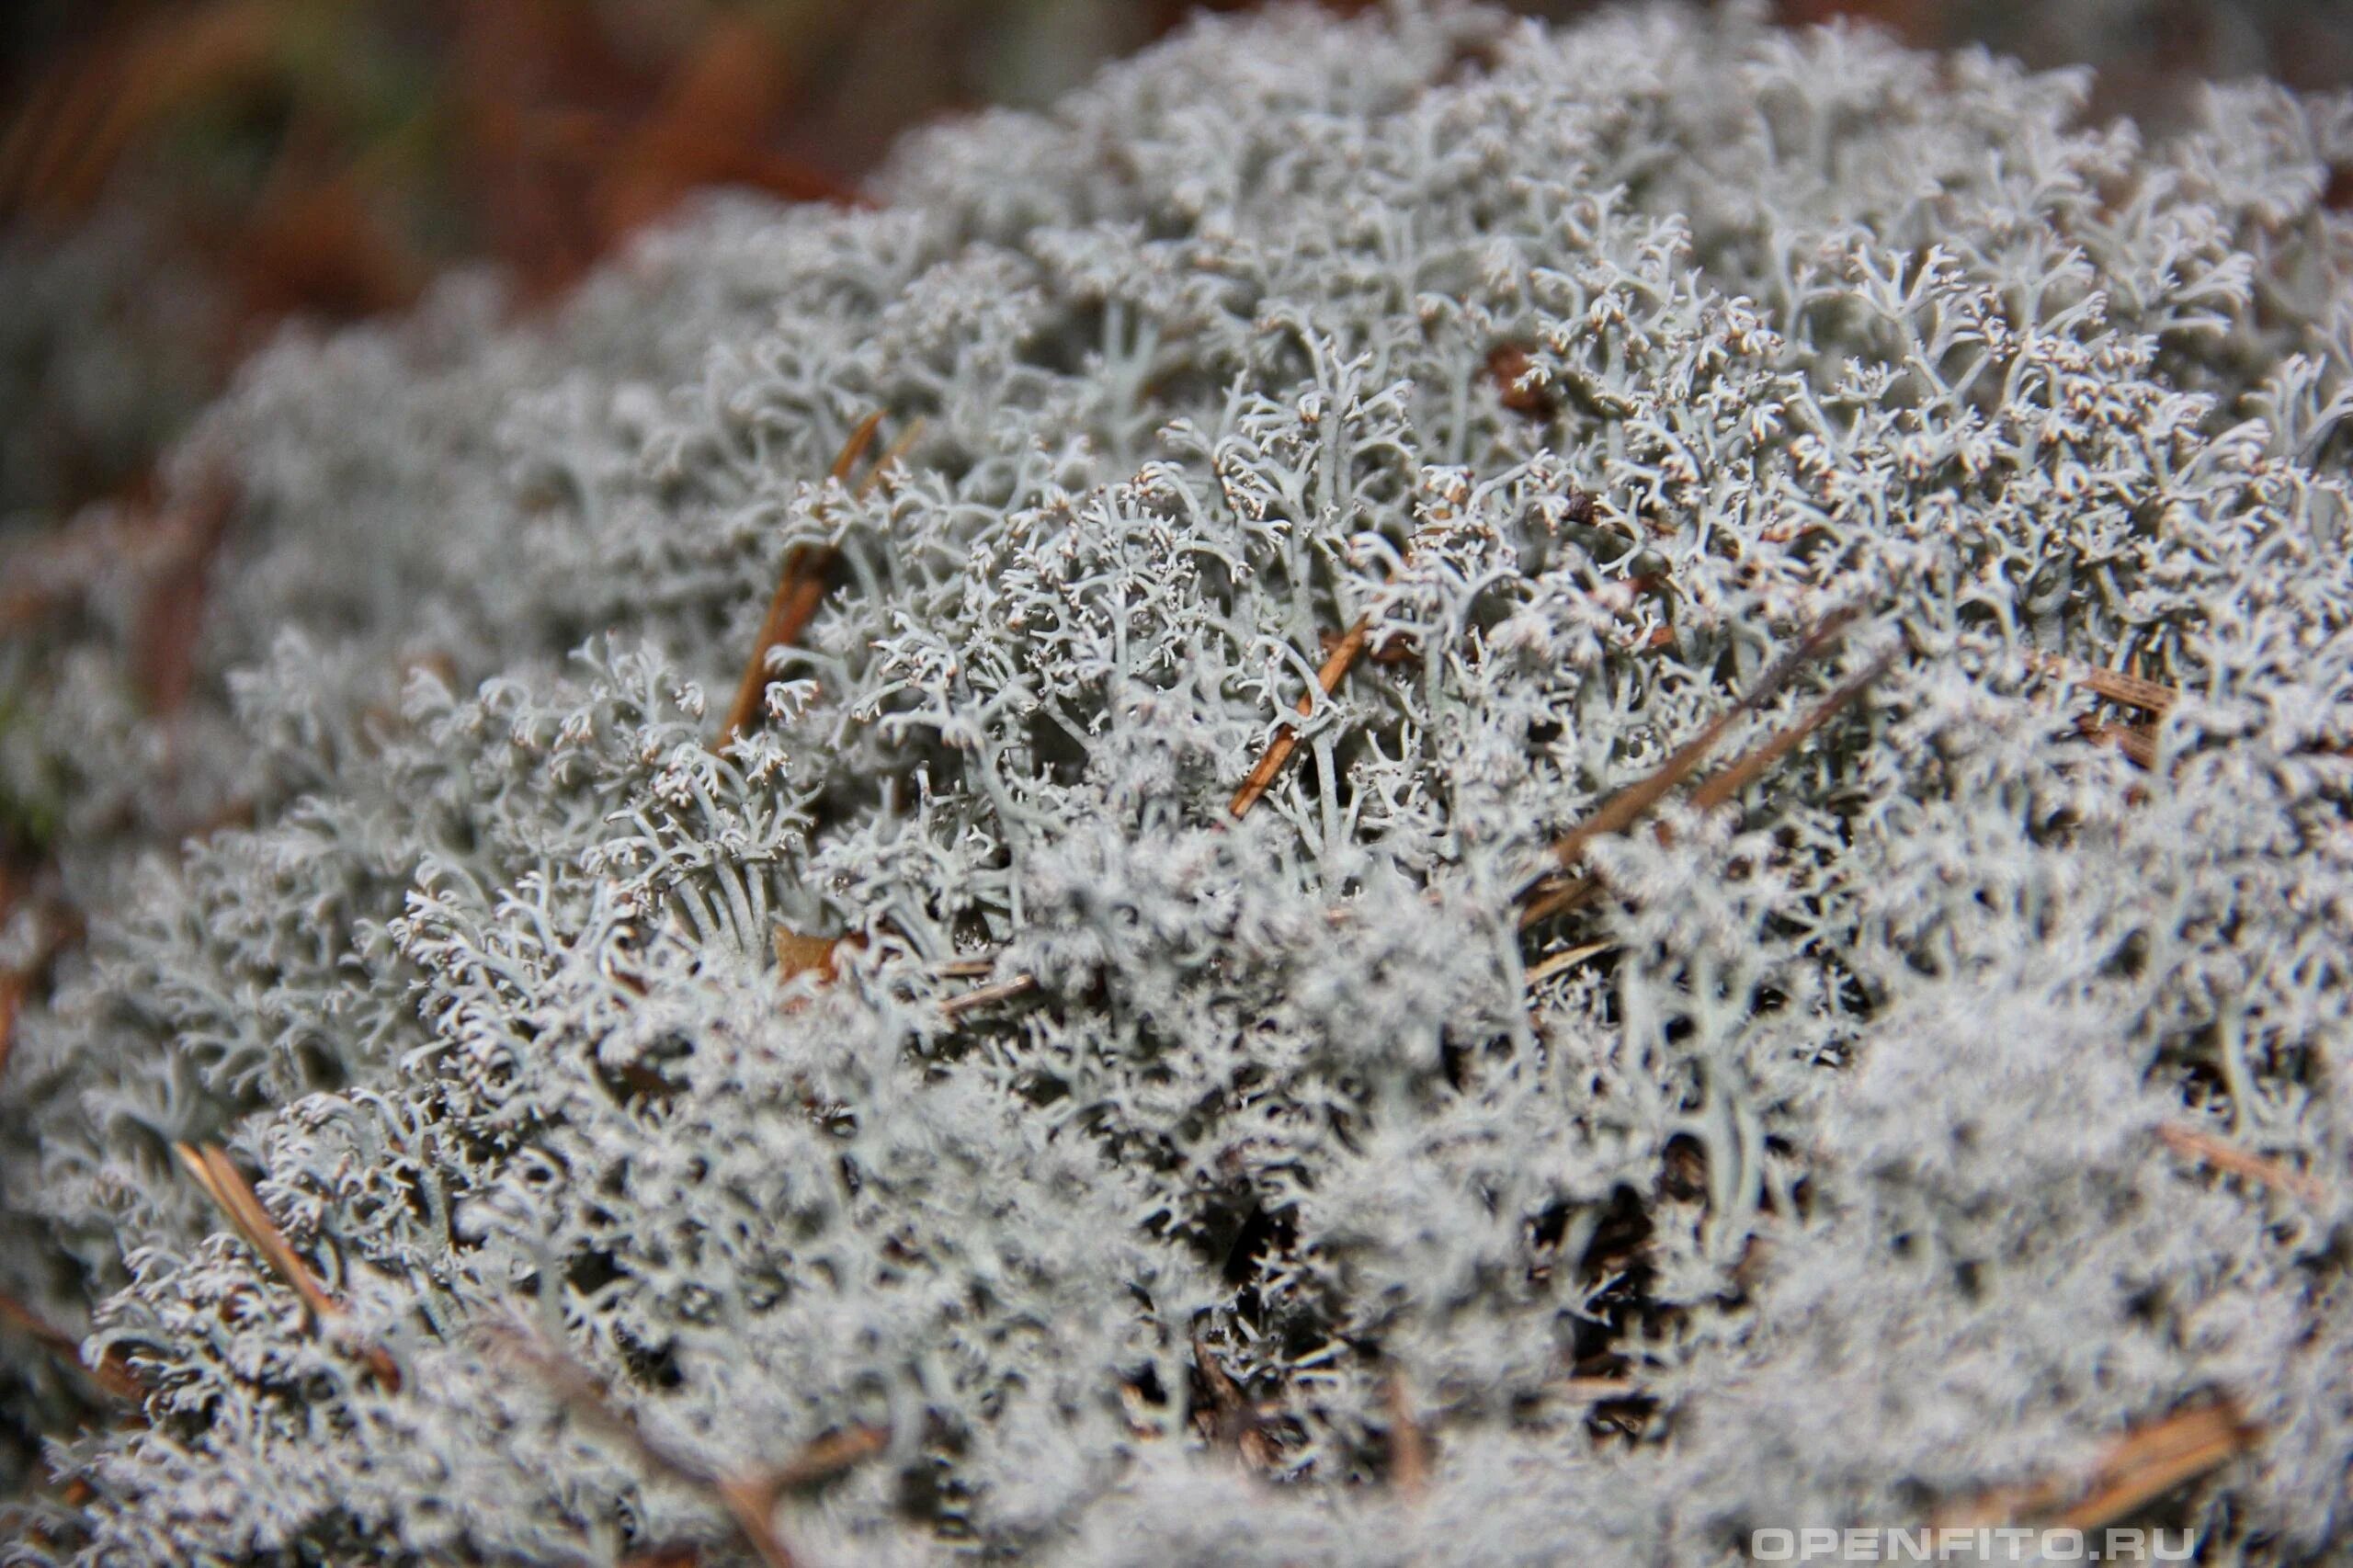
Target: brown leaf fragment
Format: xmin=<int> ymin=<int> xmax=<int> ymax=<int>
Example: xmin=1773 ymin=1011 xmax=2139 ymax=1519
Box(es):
xmin=771 ymin=928 xmax=841 ymax=983
xmin=1485 ymin=342 xmax=1558 ymax=421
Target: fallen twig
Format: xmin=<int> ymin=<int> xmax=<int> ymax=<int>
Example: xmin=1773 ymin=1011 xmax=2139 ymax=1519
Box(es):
xmin=174 ymin=1142 xmax=401 ymax=1389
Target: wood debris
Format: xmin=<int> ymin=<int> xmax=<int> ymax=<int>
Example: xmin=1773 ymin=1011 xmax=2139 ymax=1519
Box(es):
xmin=2076 ymin=717 xmax=2159 ymax=771
xmin=938 ymin=971 xmax=1040 ymax=1020
xmin=2029 ymin=651 xmax=2177 ymax=717
xmin=2031 ymin=653 xmax=2177 ymax=772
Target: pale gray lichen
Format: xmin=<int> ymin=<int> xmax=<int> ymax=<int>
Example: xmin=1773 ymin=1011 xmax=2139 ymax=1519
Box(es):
xmin=4 ymin=3 xmax=2353 ymax=1563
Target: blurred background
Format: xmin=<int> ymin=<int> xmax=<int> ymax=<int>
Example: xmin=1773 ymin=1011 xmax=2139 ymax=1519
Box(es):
xmin=0 ymin=0 xmax=2346 ymax=531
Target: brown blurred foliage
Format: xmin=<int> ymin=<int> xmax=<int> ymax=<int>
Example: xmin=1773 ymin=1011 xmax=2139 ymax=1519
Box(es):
xmin=0 ymin=0 xmax=2341 ymax=513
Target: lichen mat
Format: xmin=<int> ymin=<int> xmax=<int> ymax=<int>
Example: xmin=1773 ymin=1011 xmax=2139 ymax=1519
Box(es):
xmin=3 ymin=3 xmax=2348 ymax=1563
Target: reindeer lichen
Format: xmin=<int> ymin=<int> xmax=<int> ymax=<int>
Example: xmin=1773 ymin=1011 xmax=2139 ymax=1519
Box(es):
xmin=4 ymin=3 xmax=2352 ymax=1562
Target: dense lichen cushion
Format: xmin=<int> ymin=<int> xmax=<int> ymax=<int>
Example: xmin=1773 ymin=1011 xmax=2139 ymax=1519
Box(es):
xmin=5 ymin=3 xmax=2352 ymax=1562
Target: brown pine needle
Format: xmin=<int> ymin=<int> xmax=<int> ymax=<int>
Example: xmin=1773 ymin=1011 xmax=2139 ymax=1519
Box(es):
xmin=1543 ymin=607 xmax=1859 ymax=872
xmin=1685 ymin=647 xmax=1894 ymax=814
xmin=2054 ymin=1401 xmax=2259 ymax=1535
xmin=1384 ymin=1372 xmax=1429 ymax=1498
xmin=2157 ymin=1121 xmax=2327 ymax=1206
xmin=736 ymin=1424 xmax=891 ymax=1508
xmin=176 ymin=1142 xmax=340 ymax=1322
xmin=2029 ymin=652 xmax=2178 ymax=717
xmin=0 ymin=1290 xmax=83 ymax=1362
xmin=1525 ymin=940 xmax=1615 ymax=985
xmin=0 ymin=970 xmax=23 ymax=1086
xmin=1517 ymin=872 xmax=1597 ymax=931
xmin=1231 ymin=619 xmax=1370 ymax=818
xmin=719 ymin=411 xmax=888 ymax=745
xmin=2079 ymin=719 xmax=2159 ymax=771
xmin=0 ymin=1290 xmax=144 ymax=1403
xmin=1518 ymin=611 xmax=1876 ymax=929
xmin=176 ymin=1142 xmax=401 ymax=1389
xmin=712 ymin=1476 xmax=801 ymax=1568
xmin=492 ymin=1326 xmax=807 ymax=1568
xmin=1940 ymin=1398 xmax=2258 ymax=1533
xmin=619 ymin=1550 xmax=702 ymax=1568
xmin=858 ymin=417 xmax=926 ymax=500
